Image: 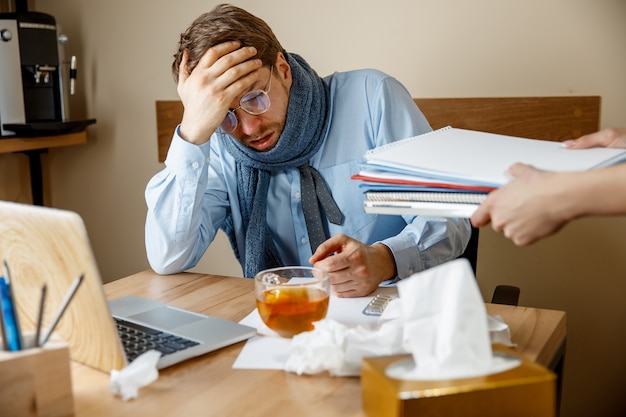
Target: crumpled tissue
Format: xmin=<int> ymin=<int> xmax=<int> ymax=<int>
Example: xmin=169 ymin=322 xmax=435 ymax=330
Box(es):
xmin=109 ymin=350 xmax=161 ymax=401
xmin=284 ymin=258 xmax=518 ymax=378
xmin=285 ymin=318 xmax=405 ymax=376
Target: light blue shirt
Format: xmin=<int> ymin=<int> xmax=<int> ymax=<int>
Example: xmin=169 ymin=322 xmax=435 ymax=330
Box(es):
xmin=145 ymin=69 xmax=471 ymax=278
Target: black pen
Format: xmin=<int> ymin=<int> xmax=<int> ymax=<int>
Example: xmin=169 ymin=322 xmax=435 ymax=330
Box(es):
xmin=39 ymin=273 xmax=84 ymax=346
xmin=34 ymin=284 xmax=47 ymax=348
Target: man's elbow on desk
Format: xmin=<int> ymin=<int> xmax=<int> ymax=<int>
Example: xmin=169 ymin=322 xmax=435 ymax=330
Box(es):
xmin=146 ymin=250 xmax=195 ymax=276
xmin=145 ymin=228 xmax=204 ymax=275
xmin=149 ymin=264 xmax=183 ymax=276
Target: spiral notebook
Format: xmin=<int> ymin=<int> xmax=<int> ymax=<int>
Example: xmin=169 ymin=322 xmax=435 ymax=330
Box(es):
xmin=363 ymin=191 xmax=486 ymax=217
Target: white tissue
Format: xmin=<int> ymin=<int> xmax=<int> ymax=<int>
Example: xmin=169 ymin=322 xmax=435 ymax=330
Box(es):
xmin=386 ymin=258 xmax=520 ymax=380
xmin=109 ymin=350 xmax=161 ymax=401
xmin=285 ymin=319 xmax=405 ymax=377
xmin=489 ymin=315 xmax=515 ymax=347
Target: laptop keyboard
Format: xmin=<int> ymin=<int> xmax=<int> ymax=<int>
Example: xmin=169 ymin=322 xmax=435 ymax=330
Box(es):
xmin=114 ymin=317 xmax=200 ymax=362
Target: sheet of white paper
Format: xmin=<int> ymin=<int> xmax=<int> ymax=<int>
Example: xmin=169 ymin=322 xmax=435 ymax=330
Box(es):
xmin=365 ymin=127 xmax=626 ymax=187
xmin=232 ymin=292 xmax=383 ymax=370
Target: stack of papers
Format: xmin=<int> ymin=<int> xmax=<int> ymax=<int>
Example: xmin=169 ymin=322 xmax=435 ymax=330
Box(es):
xmin=353 ymin=126 xmax=626 ymax=217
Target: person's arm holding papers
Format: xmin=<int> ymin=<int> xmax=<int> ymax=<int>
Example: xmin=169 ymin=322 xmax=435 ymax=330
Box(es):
xmin=471 ymin=128 xmax=626 ymax=246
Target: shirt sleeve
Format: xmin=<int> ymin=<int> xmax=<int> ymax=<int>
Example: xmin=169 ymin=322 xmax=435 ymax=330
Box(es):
xmin=380 ymin=217 xmax=471 ymax=282
xmin=144 ymin=128 xmax=219 ymax=274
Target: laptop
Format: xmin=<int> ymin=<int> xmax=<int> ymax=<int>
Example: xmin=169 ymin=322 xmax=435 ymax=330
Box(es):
xmin=0 ymin=201 xmax=256 ymax=372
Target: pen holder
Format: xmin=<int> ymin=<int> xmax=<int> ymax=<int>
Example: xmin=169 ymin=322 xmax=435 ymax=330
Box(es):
xmin=0 ymin=334 xmax=74 ymax=417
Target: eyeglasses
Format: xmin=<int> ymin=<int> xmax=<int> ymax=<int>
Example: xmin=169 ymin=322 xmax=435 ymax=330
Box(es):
xmin=219 ymin=66 xmax=273 ymax=133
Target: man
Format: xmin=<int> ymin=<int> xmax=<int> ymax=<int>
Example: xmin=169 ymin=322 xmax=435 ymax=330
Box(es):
xmin=145 ymin=4 xmax=470 ymax=297
xmin=471 ymin=128 xmax=626 ymax=245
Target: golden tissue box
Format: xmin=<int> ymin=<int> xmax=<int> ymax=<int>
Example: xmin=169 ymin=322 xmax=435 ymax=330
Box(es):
xmin=0 ymin=335 xmax=74 ymax=417
xmin=362 ymin=346 xmax=556 ymax=417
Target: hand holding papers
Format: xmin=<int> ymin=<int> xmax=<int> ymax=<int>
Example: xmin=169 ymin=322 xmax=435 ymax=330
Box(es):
xmin=354 ymin=127 xmax=626 ymax=217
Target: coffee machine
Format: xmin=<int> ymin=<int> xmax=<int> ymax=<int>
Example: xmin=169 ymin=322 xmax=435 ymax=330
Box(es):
xmin=0 ymin=11 xmax=95 ymax=136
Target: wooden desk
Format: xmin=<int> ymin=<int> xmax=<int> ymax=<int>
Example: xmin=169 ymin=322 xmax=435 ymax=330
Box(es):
xmin=70 ymin=270 xmax=566 ymax=417
xmin=0 ymin=132 xmax=87 ymax=205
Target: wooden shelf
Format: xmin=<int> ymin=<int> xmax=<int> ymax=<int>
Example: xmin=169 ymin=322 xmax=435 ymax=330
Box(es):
xmin=0 ymin=131 xmax=88 ymax=154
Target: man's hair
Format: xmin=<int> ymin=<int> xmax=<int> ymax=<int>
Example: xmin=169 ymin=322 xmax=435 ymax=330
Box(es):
xmin=172 ymin=4 xmax=285 ymax=82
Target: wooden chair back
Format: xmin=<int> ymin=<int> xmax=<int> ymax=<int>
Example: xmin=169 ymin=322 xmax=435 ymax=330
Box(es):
xmin=414 ymin=96 xmax=600 ymax=141
xmin=156 ymin=96 xmax=600 ymax=162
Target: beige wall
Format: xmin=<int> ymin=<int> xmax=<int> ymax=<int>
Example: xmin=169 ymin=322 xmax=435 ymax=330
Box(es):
xmin=2 ymin=0 xmax=625 ymax=415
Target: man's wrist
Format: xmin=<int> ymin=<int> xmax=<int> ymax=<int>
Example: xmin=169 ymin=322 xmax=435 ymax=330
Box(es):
xmin=178 ymin=122 xmax=213 ymax=145
xmin=373 ymin=242 xmax=397 ymax=282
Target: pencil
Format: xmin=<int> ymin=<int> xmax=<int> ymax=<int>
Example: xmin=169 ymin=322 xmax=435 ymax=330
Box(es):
xmin=39 ymin=273 xmax=84 ymax=346
xmin=34 ymin=284 xmax=47 ymax=348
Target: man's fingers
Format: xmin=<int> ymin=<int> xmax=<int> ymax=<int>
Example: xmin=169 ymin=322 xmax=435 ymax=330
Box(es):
xmin=310 ymin=234 xmax=345 ymax=263
xmin=177 ymin=50 xmax=190 ymax=85
xmin=194 ymin=40 xmax=242 ymax=71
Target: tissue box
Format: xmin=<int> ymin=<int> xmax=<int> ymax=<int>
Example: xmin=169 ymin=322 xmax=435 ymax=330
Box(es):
xmin=362 ymin=345 xmax=556 ymax=417
xmin=0 ymin=335 xmax=74 ymax=417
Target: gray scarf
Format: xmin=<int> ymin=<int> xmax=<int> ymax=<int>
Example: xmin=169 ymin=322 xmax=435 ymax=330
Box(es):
xmin=219 ymin=53 xmax=339 ymax=277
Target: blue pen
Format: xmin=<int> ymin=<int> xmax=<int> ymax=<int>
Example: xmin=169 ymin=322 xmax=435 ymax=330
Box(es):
xmin=1 ymin=260 xmax=23 ymax=351
xmin=0 ymin=276 xmax=8 ymax=350
xmin=0 ymin=275 xmax=22 ymax=351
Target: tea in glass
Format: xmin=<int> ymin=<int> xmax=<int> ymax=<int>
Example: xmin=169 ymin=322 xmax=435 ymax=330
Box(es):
xmin=255 ymin=266 xmax=330 ymax=338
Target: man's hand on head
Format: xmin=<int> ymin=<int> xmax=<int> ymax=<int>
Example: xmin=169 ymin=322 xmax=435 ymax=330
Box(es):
xmin=177 ymin=41 xmax=262 ymax=144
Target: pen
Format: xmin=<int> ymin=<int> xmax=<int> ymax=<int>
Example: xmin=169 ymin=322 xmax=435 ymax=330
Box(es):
xmin=34 ymin=284 xmax=47 ymax=348
xmin=39 ymin=273 xmax=84 ymax=346
xmin=1 ymin=260 xmax=23 ymax=351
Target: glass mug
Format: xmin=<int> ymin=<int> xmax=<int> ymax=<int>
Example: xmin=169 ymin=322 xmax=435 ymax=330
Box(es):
xmin=254 ymin=266 xmax=330 ymax=338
